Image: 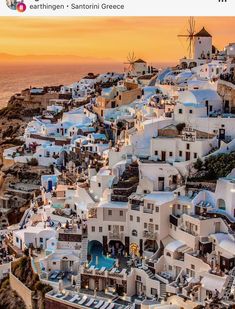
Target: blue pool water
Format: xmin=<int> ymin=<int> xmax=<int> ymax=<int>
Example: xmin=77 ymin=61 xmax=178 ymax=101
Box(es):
xmin=88 ymin=241 xmax=115 ymax=270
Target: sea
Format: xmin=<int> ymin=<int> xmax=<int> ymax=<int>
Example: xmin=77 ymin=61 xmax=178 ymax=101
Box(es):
xmin=0 ymin=61 xmax=170 ymax=108
xmin=0 ymin=62 xmax=123 ymax=108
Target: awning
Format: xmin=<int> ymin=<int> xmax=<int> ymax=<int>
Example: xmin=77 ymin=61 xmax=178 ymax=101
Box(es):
xmin=201 ymin=275 xmax=227 ymax=293
xmin=161 ymin=235 xmax=175 ymax=247
xmin=178 ymin=245 xmax=191 ymax=253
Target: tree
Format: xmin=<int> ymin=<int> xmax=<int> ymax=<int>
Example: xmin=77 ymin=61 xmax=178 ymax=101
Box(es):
xmin=193 ymin=158 xmax=203 ymax=171
xmin=28 ymin=158 xmax=38 ymax=166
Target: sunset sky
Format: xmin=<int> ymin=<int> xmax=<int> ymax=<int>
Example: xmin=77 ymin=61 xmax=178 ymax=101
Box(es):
xmin=0 ymin=17 xmax=235 ymax=64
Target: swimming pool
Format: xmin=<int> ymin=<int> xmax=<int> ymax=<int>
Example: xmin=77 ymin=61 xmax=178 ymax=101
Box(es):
xmin=88 ymin=241 xmax=115 ymax=270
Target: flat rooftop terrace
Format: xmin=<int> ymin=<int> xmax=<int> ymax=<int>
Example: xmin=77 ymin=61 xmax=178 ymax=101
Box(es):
xmin=46 ymin=290 xmax=132 ymax=309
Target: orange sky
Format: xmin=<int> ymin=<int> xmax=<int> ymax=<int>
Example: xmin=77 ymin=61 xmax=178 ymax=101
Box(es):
xmin=0 ymin=17 xmax=235 ymax=64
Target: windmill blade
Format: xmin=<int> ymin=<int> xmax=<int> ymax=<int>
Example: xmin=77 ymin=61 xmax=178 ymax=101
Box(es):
xmin=178 ymin=17 xmax=196 ymax=59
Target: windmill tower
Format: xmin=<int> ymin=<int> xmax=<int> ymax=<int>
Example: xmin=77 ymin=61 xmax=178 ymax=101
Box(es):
xmin=124 ymin=52 xmax=137 ymax=75
xmin=178 ymin=17 xmax=212 ymax=61
xmin=193 ymin=27 xmax=212 ymax=60
xmin=178 ymin=17 xmax=196 ymax=59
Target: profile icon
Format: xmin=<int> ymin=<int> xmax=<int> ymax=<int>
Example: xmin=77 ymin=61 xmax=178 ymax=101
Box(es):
xmin=16 ymin=1 xmax=26 ymax=12
xmin=6 ymin=0 xmax=26 ymax=12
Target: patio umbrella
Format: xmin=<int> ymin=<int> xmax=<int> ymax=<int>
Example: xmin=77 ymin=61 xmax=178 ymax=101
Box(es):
xmin=58 ymin=279 xmax=64 ymax=293
xmin=71 ymin=275 xmax=75 ymax=286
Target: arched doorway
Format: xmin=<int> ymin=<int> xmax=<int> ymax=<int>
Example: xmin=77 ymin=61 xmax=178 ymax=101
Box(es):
xmin=144 ymin=240 xmax=158 ymax=253
xmin=108 ymin=240 xmax=125 ymax=258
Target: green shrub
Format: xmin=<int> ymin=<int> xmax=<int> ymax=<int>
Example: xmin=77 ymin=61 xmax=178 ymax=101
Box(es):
xmin=28 ymin=158 xmax=39 ymax=166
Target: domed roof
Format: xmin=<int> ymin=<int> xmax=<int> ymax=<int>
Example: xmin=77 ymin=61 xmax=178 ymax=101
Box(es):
xmin=194 ymin=27 xmax=212 ymax=38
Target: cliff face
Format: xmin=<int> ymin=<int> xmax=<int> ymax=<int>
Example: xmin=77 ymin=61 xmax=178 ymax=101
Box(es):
xmin=11 ymin=257 xmax=52 ymax=309
xmin=0 ymin=97 xmax=44 ymax=226
xmin=0 ymin=277 xmax=26 ymax=309
xmin=0 ymin=95 xmax=42 ymax=167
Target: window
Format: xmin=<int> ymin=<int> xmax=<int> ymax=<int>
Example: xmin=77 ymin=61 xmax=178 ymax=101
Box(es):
xmin=189 ymin=109 xmax=193 ymax=114
xmin=209 ymin=106 xmax=213 ymax=112
xmin=149 ymin=218 xmax=153 ymax=223
xmin=191 ymin=264 xmax=195 ymax=270
xmin=98 ymin=183 xmax=101 ymax=187
xmin=136 ymin=275 xmax=141 ymax=281
xmin=99 ymin=227 xmax=103 ymax=233
xmin=179 ymin=109 xmax=183 ymax=114
xmin=92 ymin=226 xmax=95 ymax=232
xmin=40 ymin=238 xmax=43 ymax=243
xmin=155 ymin=225 xmax=159 ymax=230
xmin=154 ymin=150 xmax=158 ymax=156
xmin=53 ymin=262 xmax=56 ymax=265
xmin=169 ymin=151 xmax=173 ymax=157
xmin=120 ymin=210 xmax=123 ymax=216
xmin=108 ymin=225 xmax=111 ymax=231
xmin=137 ymin=216 xmax=140 ymax=222
xmin=186 ymin=143 xmax=190 ymax=150
xmin=144 ymin=223 xmax=147 ymax=229
xmin=16 ymin=237 xmax=19 ymax=243
xmin=151 ymin=288 xmax=158 ymax=296
xmin=130 ymin=215 xmax=133 ymax=221
xmin=179 ymin=150 xmax=182 ymax=156
xmin=194 ymin=153 xmax=197 ymax=159
xmin=108 ymin=210 xmax=112 ymax=216
xmin=132 ymin=230 xmax=138 ymax=237
xmin=155 ymin=206 xmax=159 ymax=212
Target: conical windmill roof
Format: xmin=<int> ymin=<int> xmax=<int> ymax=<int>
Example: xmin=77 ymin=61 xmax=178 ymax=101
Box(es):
xmin=194 ymin=27 xmax=212 ymax=38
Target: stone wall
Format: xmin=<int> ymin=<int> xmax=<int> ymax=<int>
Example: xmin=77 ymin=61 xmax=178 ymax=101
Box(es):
xmin=9 ymin=272 xmax=33 ymax=309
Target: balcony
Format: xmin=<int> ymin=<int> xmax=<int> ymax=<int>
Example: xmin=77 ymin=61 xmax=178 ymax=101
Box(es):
xmin=143 ymin=231 xmax=157 ymax=240
xmin=108 ymin=232 xmax=124 ymax=242
xmin=170 ymin=214 xmax=179 ymax=226
xmin=143 ymin=208 xmax=153 ymax=214
xmin=131 ymin=204 xmax=140 ymax=211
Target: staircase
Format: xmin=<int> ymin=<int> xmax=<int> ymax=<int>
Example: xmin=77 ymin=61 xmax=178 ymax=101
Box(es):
xmin=81 ymin=237 xmax=88 ymax=264
xmin=140 ymin=265 xmax=167 ymax=300
xmin=223 ymin=267 xmax=235 ymax=300
xmin=145 ymin=268 xmax=155 ymax=279
xmin=31 ymin=257 xmax=42 ymax=276
xmin=111 ymin=162 xmax=139 ymax=202
xmin=160 ymin=282 xmax=167 ymax=299
xmin=76 ymin=271 xmax=82 ymax=290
